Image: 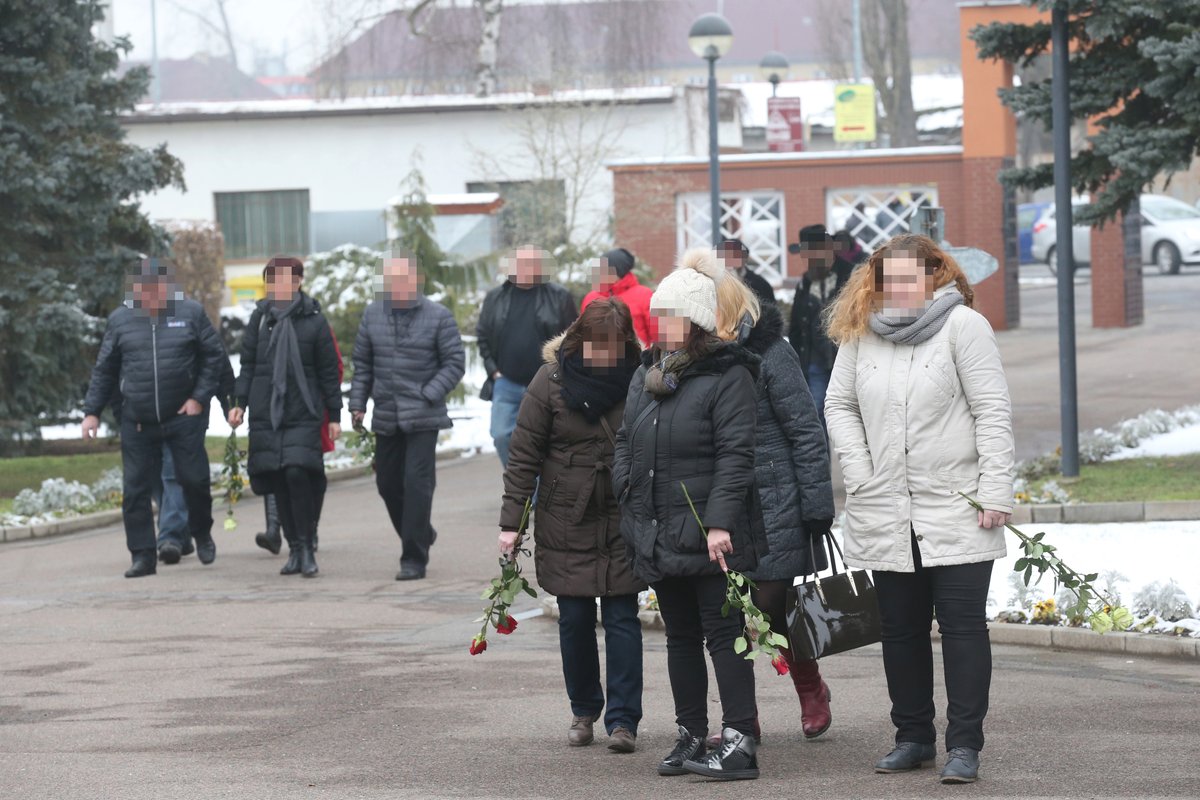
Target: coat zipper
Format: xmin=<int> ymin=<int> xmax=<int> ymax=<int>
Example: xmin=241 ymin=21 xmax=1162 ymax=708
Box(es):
xmin=151 ymin=321 xmax=162 ymax=423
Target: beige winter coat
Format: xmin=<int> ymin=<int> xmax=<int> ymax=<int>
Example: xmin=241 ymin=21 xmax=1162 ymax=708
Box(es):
xmin=825 ymin=297 xmax=1015 ymax=572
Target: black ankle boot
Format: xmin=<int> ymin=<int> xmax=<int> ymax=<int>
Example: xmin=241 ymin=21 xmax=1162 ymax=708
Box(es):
xmin=256 ymin=496 xmax=282 ymax=555
xmin=658 ymin=725 xmax=705 ymax=776
xmin=280 ymin=548 xmax=301 ymax=575
xmin=683 ymin=727 xmax=759 ymax=781
xmin=125 ymin=551 xmax=157 ymax=579
xmin=300 ymin=541 xmax=318 ymax=577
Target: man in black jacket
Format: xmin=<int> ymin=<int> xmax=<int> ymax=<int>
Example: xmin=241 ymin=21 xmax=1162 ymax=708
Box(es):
xmin=82 ymin=259 xmax=230 ymax=578
xmin=476 ymin=246 xmax=576 ymax=466
xmin=717 ymin=238 xmax=775 ymax=307
xmin=350 ymin=251 xmax=466 ymax=581
xmin=787 ymin=225 xmax=856 ymax=422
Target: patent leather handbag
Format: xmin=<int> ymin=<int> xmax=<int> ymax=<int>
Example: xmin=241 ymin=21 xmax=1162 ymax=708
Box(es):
xmin=785 ymin=531 xmax=882 ymax=660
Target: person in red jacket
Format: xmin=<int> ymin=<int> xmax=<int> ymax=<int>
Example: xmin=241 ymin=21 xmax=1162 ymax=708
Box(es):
xmin=581 ymin=248 xmax=657 ymax=347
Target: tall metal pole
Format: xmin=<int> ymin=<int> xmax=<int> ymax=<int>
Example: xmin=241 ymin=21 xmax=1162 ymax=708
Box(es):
xmin=1051 ymin=5 xmax=1079 ymax=478
xmin=707 ymin=54 xmax=722 ymax=245
xmin=851 ymin=0 xmax=864 ymax=83
xmin=150 ymin=0 xmax=162 ymax=106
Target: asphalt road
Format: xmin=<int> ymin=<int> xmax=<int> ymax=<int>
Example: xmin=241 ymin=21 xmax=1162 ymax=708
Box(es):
xmin=3 ymin=455 xmax=1199 ymax=800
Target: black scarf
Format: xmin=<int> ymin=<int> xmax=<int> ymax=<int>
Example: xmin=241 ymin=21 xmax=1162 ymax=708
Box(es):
xmin=266 ymin=296 xmax=317 ymax=431
xmin=559 ymin=351 xmax=637 ymax=424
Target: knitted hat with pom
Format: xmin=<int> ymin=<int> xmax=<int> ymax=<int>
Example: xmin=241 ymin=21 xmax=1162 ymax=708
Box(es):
xmin=649 ymin=248 xmax=725 ymax=333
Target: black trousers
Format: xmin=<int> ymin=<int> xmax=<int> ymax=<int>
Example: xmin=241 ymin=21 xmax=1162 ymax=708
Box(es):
xmin=265 ymin=466 xmax=322 ymax=550
xmin=654 ymin=574 xmax=757 ymax=737
xmin=375 ymin=430 xmax=439 ymax=568
xmin=873 ymin=534 xmax=994 ymax=751
xmin=269 ymin=470 xmax=327 ymax=541
xmin=120 ymin=414 xmax=213 ymax=556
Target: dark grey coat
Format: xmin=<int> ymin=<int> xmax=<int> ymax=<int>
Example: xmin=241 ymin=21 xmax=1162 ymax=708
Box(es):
xmin=612 ymin=343 xmax=768 ymax=584
xmin=349 ymin=297 xmax=466 ymax=435
xmin=83 ymin=298 xmax=227 ymax=424
xmin=235 ymin=294 xmax=342 ymax=483
xmin=740 ymin=304 xmax=834 ymax=581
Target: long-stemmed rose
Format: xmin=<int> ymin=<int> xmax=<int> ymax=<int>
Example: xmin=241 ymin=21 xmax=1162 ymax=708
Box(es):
xmin=960 ymin=493 xmax=1134 ymax=633
xmin=682 ymin=482 xmax=790 ymax=674
xmin=346 ymin=426 xmax=377 ymax=470
xmin=219 ymin=408 xmax=246 ymax=530
xmin=470 ymin=497 xmax=537 ymax=655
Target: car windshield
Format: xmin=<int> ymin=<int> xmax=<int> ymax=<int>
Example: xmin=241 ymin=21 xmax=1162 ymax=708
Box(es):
xmin=1141 ymin=196 xmax=1200 ymax=221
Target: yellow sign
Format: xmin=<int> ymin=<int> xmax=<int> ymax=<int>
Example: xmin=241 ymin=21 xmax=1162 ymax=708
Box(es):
xmin=834 ymin=83 xmax=877 ymax=143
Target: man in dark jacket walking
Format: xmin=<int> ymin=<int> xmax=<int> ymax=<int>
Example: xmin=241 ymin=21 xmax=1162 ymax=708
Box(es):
xmin=717 ymin=238 xmax=775 ymax=307
xmin=82 ymin=259 xmax=229 ymax=578
xmin=787 ymin=225 xmax=856 ymax=421
xmin=350 ymin=251 xmax=466 ymax=581
xmin=476 ymin=246 xmax=576 ymax=467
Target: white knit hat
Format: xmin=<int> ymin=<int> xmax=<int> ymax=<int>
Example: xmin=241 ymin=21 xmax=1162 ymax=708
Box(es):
xmin=650 ymin=248 xmax=725 ymax=333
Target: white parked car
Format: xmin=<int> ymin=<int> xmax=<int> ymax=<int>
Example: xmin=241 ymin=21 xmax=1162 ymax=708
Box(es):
xmin=1030 ymin=194 xmax=1200 ymax=275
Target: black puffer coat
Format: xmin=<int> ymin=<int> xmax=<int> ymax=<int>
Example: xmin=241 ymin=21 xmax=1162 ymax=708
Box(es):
xmin=235 ymin=294 xmax=342 ymax=483
xmin=349 ymin=297 xmax=466 ymax=434
xmin=740 ymin=304 xmax=834 ymax=581
xmin=83 ymin=299 xmax=228 ymax=424
xmin=499 ymin=334 xmax=646 ymax=598
xmin=612 ymin=343 xmax=768 ymax=584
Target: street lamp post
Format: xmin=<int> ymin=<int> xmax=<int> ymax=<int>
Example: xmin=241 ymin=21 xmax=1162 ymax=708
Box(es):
xmin=759 ymin=50 xmax=788 ymax=97
xmin=689 ymin=13 xmax=733 ymax=246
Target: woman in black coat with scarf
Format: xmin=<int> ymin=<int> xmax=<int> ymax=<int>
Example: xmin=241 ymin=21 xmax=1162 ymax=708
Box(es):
xmin=229 ymin=257 xmax=342 ymax=577
xmin=613 ymin=249 xmax=767 ymax=782
xmin=717 ymin=275 xmax=837 ymax=740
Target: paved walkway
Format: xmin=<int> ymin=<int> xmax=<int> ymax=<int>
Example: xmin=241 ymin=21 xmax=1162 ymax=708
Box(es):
xmin=2 ymin=456 xmax=1199 ymax=799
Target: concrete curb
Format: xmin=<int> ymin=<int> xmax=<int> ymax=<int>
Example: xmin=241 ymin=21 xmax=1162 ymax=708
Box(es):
xmin=1011 ymin=499 xmax=1200 ymax=525
xmin=0 ymin=450 xmax=476 ymax=544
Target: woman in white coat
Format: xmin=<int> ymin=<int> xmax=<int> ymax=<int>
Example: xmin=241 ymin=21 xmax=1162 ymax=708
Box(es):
xmin=823 ymin=234 xmax=1014 ymax=785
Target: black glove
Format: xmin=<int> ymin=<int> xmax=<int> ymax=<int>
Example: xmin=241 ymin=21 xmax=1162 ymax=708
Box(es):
xmin=804 ymin=517 xmax=833 ymax=539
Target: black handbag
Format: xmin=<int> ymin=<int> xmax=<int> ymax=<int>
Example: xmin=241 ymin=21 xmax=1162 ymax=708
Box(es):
xmin=785 ymin=531 xmax=882 ymax=660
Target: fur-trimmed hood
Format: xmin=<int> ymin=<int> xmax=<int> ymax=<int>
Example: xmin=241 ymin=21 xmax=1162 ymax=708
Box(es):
xmin=542 ymin=331 xmax=566 ymax=365
xmin=742 ymin=301 xmax=785 ymax=355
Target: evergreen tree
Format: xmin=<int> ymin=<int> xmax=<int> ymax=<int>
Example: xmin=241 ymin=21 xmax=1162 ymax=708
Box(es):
xmin=0 ymin=0 xmax=183 ymax=443
xmin=972 ymin=0 xmax=1200 ymax=224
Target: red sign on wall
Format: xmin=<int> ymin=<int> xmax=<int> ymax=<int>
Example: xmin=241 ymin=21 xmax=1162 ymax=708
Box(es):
xmin=766 ymin=97 xmax=803 ymax=152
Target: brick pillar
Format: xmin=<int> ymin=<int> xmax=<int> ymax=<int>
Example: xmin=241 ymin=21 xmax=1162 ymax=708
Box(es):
xmin=959 ymin=156 xmax=1018 ymax=331
xmin=1090 ymin=200 xmax=1144 ymax=328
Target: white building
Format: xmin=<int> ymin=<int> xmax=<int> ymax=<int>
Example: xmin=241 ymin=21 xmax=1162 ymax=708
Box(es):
xmin=121 ymin=86 xmax=744 ymax=289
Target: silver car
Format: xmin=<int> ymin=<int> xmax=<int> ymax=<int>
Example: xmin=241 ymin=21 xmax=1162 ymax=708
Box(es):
xmin=1030 ymin=193 xmax=1200 ymax=275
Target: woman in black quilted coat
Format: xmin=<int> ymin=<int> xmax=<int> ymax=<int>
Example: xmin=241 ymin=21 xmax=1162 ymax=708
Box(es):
xmin=230 ymin=257 xmax=342 ymax=577
xmin=716 ymin=275 xmax=837 ymax=740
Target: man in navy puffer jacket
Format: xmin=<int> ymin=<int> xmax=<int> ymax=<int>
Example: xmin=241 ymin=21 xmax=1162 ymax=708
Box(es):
xmin=82 ymin=259 xmax=230 ymax=578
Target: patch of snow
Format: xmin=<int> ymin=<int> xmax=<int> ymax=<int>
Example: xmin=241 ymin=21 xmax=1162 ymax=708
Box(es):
xmin=1109 ymin=422 xmax=1200 ymax=460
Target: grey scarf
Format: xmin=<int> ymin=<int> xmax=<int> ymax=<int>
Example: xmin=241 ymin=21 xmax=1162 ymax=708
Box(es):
xmin=869 ymin=290 xmax=964 ymax=345
xmin=266 ymin=296 xmax=318 ymax=430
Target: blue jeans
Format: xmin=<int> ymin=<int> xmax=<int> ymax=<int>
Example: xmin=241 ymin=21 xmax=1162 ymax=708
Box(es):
xmin=152 ymin=444 xmax=189 ymax=548
xmin=489 ymin=375 xmax=525 ymax=467
xmin=805 ymin=363 xmax=831 ymax=423
xmin=557 ymin=594 xmax=644 ymax=735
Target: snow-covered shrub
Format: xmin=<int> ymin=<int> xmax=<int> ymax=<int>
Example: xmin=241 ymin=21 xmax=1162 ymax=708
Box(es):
xmin=1007 ymin=573 xmax=1039 ymax=611
xmin=12 ymin=478 xmax=97 ymax=517
xmin=1078 ymin=429 xmax=1121 ymax=464
xmin=1133 ymin=580 xmax=1195 ymax=622
xmin=91 ymin=468 xmax=123 ymax=506
xmin=307 ymin=244 xmax=384 ymax=355
xmin=1115 ymin=408 xmax=1176 ymax=448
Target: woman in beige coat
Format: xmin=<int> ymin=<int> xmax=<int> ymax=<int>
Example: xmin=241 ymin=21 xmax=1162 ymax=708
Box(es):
xmin=824 ymin=234 xmax=1014 ymax=785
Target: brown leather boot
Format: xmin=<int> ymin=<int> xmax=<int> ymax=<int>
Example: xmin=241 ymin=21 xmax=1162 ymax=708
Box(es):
xmin=788 ymin=652 xmax=832 ymax=739
xmin=568 ymin=715 xmax=596 ymax=746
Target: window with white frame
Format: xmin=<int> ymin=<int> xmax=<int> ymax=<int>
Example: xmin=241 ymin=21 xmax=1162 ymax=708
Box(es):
xmin=826 ymin=185 xmax=940 ymax=251
xmin=676 ymin=191 xmax=786 ymax=286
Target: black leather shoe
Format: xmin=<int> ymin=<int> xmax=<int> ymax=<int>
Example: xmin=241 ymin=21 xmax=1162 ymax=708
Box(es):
xmin=683 ymin=727 xmax=759 ymax=781
xmin=180 ymin=539 xmax=195 ymax=557
xmin=280 ymin=549 xmax=302 ymax=575
xmin=158 ymin=542 xmax=182 ymax=565
xmin=396 ymin=564 xmax=425 ymax=581
xmin=875 ymin=742 xmax=937 ymax=773
xmin=658 ymin=725 xmax=705 ymax=776
xmin=300 ymin=545 xmax=318 ymax=578
xmin=255 ymin=530 xmax=282 ymax=555
xmin=195 ymin=536 xmax=216 ymax=565
xmin=125 ymin=554 xmax=157 ymax=578
xmin=940 ymin=747 xmax=980 ymax=784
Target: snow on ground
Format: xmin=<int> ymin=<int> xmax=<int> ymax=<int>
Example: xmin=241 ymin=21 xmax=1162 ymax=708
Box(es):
xmin=1110 ymin=422 xmax=1200 ymax=460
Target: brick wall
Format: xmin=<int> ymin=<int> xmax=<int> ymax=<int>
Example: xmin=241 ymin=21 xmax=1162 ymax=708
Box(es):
xmin=1090 ymin=203 xmax=1144 ymax=328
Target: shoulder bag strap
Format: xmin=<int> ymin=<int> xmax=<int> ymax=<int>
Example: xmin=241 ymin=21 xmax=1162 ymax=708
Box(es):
xmin=598 ymin=416 xmax=618 ymax=447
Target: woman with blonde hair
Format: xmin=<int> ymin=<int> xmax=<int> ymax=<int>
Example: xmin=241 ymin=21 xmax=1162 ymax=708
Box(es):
xmin=714 ymin=275 xmax=837 ymax=741
xmin=823 ymin=234 xmax=1014 ymax=784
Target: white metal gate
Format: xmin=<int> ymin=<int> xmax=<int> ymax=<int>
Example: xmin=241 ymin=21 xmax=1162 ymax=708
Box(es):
xmin=826 ymin=185 xmax=940 ymax=251
xmin=676 ymin=191 xmax=787 ymax=286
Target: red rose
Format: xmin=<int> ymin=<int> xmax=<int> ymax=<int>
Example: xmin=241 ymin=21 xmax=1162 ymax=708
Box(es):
xmin=771 ymin=654 xmax=790 ymax=676
xmin=469 ymin=636 xmax=488 ymax=655
xmin=496 ymin=615 xmax=518 ymax=635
